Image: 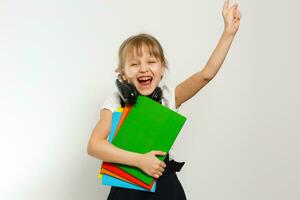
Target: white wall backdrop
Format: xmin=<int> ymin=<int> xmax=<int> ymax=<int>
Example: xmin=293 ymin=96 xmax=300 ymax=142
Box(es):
xmin=1 ymin=0 xmax=299 ymax=199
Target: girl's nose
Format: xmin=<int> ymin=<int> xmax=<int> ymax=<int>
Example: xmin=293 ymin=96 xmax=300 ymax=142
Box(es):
xmin=139 ymin=63 xmax=149 ymax=73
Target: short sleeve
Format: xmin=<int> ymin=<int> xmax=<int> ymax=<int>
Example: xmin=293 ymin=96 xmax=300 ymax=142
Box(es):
xmin=161 ymin=83 xmax=178 ymax=112
xmin=99 ymin=91 xmax=121 ymax=113
xmin=160 ymin=82 xmax=186 ymax=161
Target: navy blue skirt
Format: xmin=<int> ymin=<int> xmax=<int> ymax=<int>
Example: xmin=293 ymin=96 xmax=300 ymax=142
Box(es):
xmin=107 ymin=153 xmax=186 ymax=200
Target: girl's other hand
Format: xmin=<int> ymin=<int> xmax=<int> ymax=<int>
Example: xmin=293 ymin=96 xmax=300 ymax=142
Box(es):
xmin=222 ymin=0 xmax=242 ymax=35
xmin=136 ymin=150 xmax=167 ymax=179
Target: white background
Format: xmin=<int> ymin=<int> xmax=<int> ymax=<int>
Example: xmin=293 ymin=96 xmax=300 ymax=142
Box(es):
xmin=1 ymin=0 xmax=299 ymax=199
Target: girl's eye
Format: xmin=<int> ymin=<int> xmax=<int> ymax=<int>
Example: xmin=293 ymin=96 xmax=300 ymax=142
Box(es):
xmin=131 ymin=63 xmax=138 ymax=66
xmin=149 ymin=61 xmax=156 ymax=63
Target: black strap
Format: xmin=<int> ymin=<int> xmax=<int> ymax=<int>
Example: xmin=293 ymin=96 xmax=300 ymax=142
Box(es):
xmin=162 ymin=153 xmax=185 ymax=175
xmin=119 ymin=94 xmax=162 ymax=108
xmin=119 ymin=95 xmax=126 ymax=108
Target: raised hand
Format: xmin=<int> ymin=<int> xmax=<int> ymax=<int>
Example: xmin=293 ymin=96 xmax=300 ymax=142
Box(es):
xmin=222 ymin=0 xmax=241 ymax=35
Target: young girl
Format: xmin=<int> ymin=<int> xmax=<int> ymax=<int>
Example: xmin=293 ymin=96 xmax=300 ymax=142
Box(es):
xmin=88 ymin=1 xmax=241 ymax=199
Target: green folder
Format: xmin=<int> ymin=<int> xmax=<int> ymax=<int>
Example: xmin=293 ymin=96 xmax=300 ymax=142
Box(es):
xmin=112 ymin=95 xmax=187 ymax=184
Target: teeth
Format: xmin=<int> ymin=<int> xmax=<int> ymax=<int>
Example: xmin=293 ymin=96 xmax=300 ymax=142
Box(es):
xmin=138 ymin=77 xmax=152 ymax=81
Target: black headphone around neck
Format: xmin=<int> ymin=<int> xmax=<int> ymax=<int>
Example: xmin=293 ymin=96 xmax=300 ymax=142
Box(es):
xmin=115 ymin=79 xmax=163 ymax=107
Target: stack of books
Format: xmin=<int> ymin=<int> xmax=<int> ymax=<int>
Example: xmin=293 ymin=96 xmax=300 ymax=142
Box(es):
xmin=98 ymin=95 xmax=187 ymax=192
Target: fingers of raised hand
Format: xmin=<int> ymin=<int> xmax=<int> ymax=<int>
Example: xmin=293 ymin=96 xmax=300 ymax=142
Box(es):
xmin=223 ymin=0 xmax=229 ymax=11
xmin=234 ymin=9 xmax=242 ymax=22
xmin=229 ymin=3 xmax=238 ymax=17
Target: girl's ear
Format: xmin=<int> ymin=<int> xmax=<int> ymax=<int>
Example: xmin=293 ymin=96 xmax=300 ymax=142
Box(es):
xmin=121 ymin=73 xmax=128 ymax=83
xmin=120 ymin=68 xmax=126 ymax=81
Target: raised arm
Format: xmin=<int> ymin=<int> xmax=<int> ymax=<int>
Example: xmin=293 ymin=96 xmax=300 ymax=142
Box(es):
xmin=175 ymin=0 xmax=241 ymax=108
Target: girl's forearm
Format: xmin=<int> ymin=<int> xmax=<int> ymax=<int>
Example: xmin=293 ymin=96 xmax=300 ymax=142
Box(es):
xmin=203 ymin=31 xmax=236 ymax=79
xmin=88 ymin=139 xmax=141 ymax=168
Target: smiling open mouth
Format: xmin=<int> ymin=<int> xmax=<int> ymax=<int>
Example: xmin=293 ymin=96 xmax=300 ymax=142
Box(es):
xmin=138 ymin=76 xmax=153 ymax=87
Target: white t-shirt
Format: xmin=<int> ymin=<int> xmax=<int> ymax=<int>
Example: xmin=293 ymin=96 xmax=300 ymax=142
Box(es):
xmin=99 ymin=81 xmax=180 ymax=161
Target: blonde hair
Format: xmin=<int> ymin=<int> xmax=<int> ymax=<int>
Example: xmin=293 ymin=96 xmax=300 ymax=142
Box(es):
xmin=115 ymin=33 xmax=168 ymax=80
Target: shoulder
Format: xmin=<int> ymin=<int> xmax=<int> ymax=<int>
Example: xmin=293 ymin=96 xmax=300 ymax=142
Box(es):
xmin=160 ymin=81 xmax=178 ymax=112
xmin=99 ymin=91 xmax=121 ymax=113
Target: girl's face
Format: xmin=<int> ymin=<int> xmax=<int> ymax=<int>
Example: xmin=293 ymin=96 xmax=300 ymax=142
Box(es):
xmin=122 ymin=45 xmax=165 ymax=96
